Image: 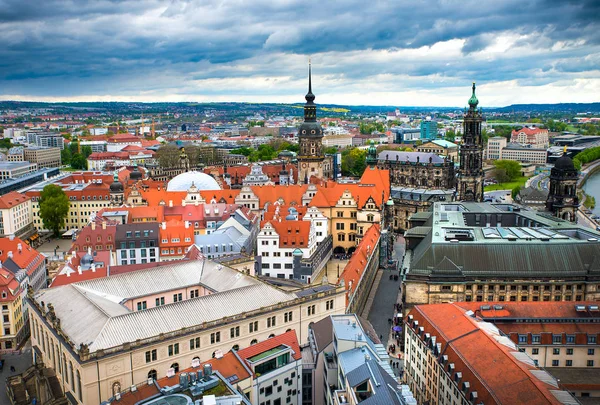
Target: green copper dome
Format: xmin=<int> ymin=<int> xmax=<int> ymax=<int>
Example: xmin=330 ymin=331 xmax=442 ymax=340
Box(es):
xmin=468 ymin=82 xmax=479 ymax=108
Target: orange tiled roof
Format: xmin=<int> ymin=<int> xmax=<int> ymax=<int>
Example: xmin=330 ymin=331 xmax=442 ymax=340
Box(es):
xmin=250 ymin=184 xmax=308 ymax=207
xmin=0 ymin=237 xmax=45 ymax=276
xmin=408 ymin=303 xmax=569 ymax=405
xmin=339 ymin=224 xmax=380 ymax=296
xmin=50 ymin=251 xmax=111 ymax=287
xmin=0 ymin=268 xmax=21 ymax=302
xmin=237 ymin=330 xmax=301 ymax=374
xmin=0 ymin=191 xmax=30 ymax=209
xmin=262 ymin=219 xmax=311 ymax=248
xmin=159 ymin=222 xmax=195 ymax=248
xmin=200 ymin=189 xmax=240 ymax=204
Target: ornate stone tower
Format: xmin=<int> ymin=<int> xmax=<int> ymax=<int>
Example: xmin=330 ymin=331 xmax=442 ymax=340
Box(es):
xmin=366 ymin=140 xmax=378 ymax=168
xmin=546 ymin=150 xmax=579 ymax=222
xmin=109 ymin=171 xmax=124 ymax=207
xmin=456 ymin=83 xmax=484 ymax=202
xmin=297 ymin=62 xmax=325 ymax=184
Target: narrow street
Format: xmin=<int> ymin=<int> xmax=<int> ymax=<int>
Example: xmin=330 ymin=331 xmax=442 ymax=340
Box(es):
xmin=365 ymin=235 xmax=406 ymax=376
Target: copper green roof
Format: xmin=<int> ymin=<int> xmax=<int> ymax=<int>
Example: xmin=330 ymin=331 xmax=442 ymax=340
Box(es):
xmin=468 ymin=82 xmax=479 ymax=108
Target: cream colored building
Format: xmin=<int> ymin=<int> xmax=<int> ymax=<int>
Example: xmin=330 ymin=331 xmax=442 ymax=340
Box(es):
xmin=23 ymin=147 xmax=62 ymax=169
xmin=29 ymin=259 xmax=345 ymax=404
xmin=0 ymin=192 xmax=33 ymax=239
xmin=486 ymin=136 xmax=507 ymax=160
xmin=500 ymin=145 xmax=547 ymax=164
xmin=322 ymin=133 xmax=353 ymax=148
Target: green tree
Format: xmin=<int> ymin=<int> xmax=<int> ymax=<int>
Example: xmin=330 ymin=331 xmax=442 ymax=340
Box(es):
xmin=511 ymin=186 xmax=521 ymax=200
xmin=230 ymin=147 xmax=253 ymax=157
xmin=71 ymin=153 xmax=87 ymax=169
xmin=324 ymin=146 xmax=339 ymax=154
xmin=39 ymin=184 xmax=70 ymax=236
xmin=81 ymin=145 xmax=93 ymax=159
xmin=0 ymin=138 xmax=13 ymax=149
xmin=157 ymin=144 xmax=181 ymax=168
xmin=493 ymin=160 xmax=521 ymax=181
xmin=60 ymin=148 xmax=72 ymax=165
xmin=341 ymin=148 xmax=367 ymax=177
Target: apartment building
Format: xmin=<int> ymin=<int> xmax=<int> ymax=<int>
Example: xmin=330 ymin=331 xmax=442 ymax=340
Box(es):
xmin=23 ymin=147 xmax=62 ymax=169
xmin=405 ymin=302 xmax=578 ymax=404
xmin=454 ymin=302 xmax=600 ymax=371
xmin=0 ymin=237 xmax=46 ymax=349
xmin=27 ymin=172 xmax=113 ymax=232
xmin=237 ymin=330 xmax=303 ymax=405
xmin=0 ymin=192 xmax=34 ymax=240
xmin=486 ymin=136 xmax=507 ymax=160
xmin=159 ymin=221 xmax=194 ymax=261
xmin=500 ymin=143 xmax=548 ymax=164
xmin=29 ymin=259 xmax=346 ymax=404
xmin=511 ymin=127 xmax=550 ymax=149
xmin=303 ymin=314 xmax=412 ymax=405
xmin=115 ymin=222 xmax=160 ymax=265
xmin=26 ymin=131 xmax=65 ymax=149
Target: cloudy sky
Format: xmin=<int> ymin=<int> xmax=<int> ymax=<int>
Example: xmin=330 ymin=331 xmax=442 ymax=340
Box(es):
xmin=1 ymin=0 xmax=599 ymax=106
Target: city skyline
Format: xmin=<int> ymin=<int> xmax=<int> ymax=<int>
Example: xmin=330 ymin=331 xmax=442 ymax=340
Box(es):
xmin=1 ymin=0 xmax=599 ymax=106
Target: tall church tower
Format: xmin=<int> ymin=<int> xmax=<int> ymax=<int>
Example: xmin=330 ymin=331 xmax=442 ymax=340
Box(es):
xmin=297 ymin=62 xmax=325 ymax=184
xmin=546 ymin=149 xmax=579 ymax=222
xmin=456 ymin=83 xmax=484 ymax=202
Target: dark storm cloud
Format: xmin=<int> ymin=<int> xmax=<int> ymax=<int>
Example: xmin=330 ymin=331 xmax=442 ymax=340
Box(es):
xmin=0 ymin=0 xmax=598 ymax=101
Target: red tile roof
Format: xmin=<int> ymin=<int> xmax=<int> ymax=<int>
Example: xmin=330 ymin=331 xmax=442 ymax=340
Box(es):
xmin=250 ymin=184 xmax=308 ymax=207
xmin=237 ymin=330 xmax=301 ymax=375
xmin=50 ymin=251 xmax=111 ymax=287
xmin=0 ymin=191 xmax=30 ymax=209
xmin=0 ymin=267 xmax=21 ymax=302
xmin=339 ymin=224 xmax=380 ymax=301
xmin=262 ymin=219 xmax=312 ymax=248
xmin=408 ymin=303 xmax=570 ymax=405
xmin=0 ymin=237 xmax=45 ymax=276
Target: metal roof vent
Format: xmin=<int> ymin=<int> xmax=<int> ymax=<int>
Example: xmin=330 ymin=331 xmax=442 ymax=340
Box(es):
xmin=575 ymin=305 xmax=586 ymax=311
xmin=493 ymin=305 xmax=504 ymax=310
xmin=589 ymin=305 xmax=599 ymax=311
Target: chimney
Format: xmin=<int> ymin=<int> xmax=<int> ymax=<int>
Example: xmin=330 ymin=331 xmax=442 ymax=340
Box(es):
xmin=91 ymin=263 xmax=96 ymax=272
xmin=169 ymin=200 xmax=173 ymax=207
xmin=8 ymin=234 xmax=14 ymax=241
xmin=102 ymin=221 xmax=106 ymax=230
xmin=91 ymin=222 xmax=96 ymax=230
xmin=162 ymin=222 xmax=166 ymax=230
xmin=185 ymin=221 xmax=190 ymax=229
xmin=17 ymin=243 xmax=22 ymax=253
xmin=7 ymin=251 xmax=13 ymax=258
xmin=66 ymin=270 xmax=70 ymax=277
xmin=77 ymin=266 xmax=82 ymax=275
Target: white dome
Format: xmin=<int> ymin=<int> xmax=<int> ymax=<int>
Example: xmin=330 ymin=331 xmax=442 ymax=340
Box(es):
xmin=167 ymin=171 xmax=221 ymax=191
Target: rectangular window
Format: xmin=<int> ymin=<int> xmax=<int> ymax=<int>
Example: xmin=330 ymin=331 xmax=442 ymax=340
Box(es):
xmin=168 ymin=343 xmax=179 ymax=356
xmin=567 ymin=348 xmax=574 ymax=355
xmin=588 ymin=360 xmax=595 ymax=367
xmin=190 ymin=337 xmax=200 ymax=350
xmin=173 ymin=293 xmax=183 ymax=302
xmin=532 ymin=348 xmax=539 ymax=355
xmin=230 ymin=326 xmax=240 ymax=338
xmin=566 ymin=335 xmax=575 ymax=344
xmin=145 ymin=349 xmax=157 ymax=363
xmin=136 ymin=301 xmax=147 ymax=311
xmin=325 ymin=299 xmax=334 ymax=310
xmin=566 ymin=360 xmax=573 ymax=367
xmin=211 ymin=332 xmax=221 ymax=344
xmin=518 ymin=335 xmax=527 ymax=344
xmin=553 ymin=334 xmax=562 ymax=344
xmin=155 ymin=297 xmax=165 ymax=306
xmin=589 ymin=349 xmax=595 ymax=355
xmin=589 ymin=335 xmax=597 ymax=344
xmin=553 ymin=348 xmax=560 ymax=355
xmin=284 ymin=311 xmax=293 ymax=323
xmin=532 ymin=335 xmax=540 ymax=344
xmin=249 ymin=321 xmax=258 ymax=333
xmin=336 ymin=223 xmax=344 ymax=230
xmin=552 ymin=360 xmax=559 ymax=366
xmin=307 ymin=305 xmax=316 ymax=316
xmin=267 ymin=316 xmax=276 ymax=328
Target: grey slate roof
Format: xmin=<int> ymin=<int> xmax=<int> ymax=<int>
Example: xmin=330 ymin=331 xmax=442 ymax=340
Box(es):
xmin=33 ymin=260 xmax=296 ymax=351
xmin=345 ymin=360 xmax=403 ymax=405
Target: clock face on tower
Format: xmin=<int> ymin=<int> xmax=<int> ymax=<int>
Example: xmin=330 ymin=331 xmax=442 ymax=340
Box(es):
xmin=302 ymin=163 xmax=307 ymax=168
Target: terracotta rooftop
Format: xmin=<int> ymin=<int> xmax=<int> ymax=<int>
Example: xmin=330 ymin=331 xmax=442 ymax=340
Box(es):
xmin=237 ymin=330 xmax=301 ymax=376
xmin=0 ymin=191 xmax=30 ymax=209
xmin=0 ymin=237 xmax=45 ymax=277
xmin=339 ymin=224 xmax=380 ymax=299
xmin=262 ymin=219 xmax=312 ymax=248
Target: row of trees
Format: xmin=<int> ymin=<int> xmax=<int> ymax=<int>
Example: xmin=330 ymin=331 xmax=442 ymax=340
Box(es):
xmin=573 ymin=146 xmax=600 ymax=170
xmin=230 ymin=140 xmax=299 ymax=162
xmin=359 ymin=122 xmax=386 ymax=134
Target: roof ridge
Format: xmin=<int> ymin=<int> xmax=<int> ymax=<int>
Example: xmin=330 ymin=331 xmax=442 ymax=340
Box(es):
xmin=71 ymin=284 xmax=117 ymax=319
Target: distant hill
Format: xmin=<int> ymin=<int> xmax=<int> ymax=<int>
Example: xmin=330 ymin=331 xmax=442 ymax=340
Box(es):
xmin=495 ymin=103 xmax=600 ymax=113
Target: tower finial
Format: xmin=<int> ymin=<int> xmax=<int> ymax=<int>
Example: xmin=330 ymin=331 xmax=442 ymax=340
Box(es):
xmin=468 ymin=82 xmax=479 ymax=108
xmin=308 ymin=58 xmax=312 ymax=95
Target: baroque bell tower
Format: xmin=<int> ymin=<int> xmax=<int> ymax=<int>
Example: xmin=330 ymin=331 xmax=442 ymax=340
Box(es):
xmin=456 ymin=83 xmax=484 ymax=202
xmin=297 ymin=61 xmax=325 ymax=184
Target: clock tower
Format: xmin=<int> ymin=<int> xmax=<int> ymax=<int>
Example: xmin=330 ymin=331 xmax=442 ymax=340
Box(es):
xmin=297 ymin=62 xmax=325 ymax=184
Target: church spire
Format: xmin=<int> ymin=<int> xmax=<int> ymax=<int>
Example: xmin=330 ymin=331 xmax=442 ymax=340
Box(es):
xmin=304 ymin=59 xmax=316 ymax=122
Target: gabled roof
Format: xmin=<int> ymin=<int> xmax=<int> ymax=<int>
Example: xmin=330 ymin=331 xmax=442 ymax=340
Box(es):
xmin=262 ymin=220 xmax=312 ymax=248
xmin=340 ymin=224 xmax=380 ymax=294
xmin=237 ymin=329 xmax=302 ymax=372
xmin=249 ymin=184 xmax=308 ymax=207
xmin=0 ymin=191 xmax=30 ymax=209
xmin=0 ymin=237 xmax=45 ymax=276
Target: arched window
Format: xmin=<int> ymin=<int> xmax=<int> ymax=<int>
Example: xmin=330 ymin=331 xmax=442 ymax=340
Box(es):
xmin=56 ymin=345 xmax=61 ymax=374
xmin=63 ymin=355 xmax=68 ymax=383
xmin=250 ymin=339 xmax=258 ymax=345
xmin=112 ymin=381 xmax=121 ymax=397
xmin=286 ymin=329 xmax=292 ymax=333
xmin=51 ymin=344 xmax=56 ymax=370
xmin=192 ymin=356 xmax=200 ymax=364
xmin=148 ymin=369 xmax=157 ymax=381
xmin=70 ymin=362 xmax=74 ymax=390
xmin=170 ymin=363 xmax=179 ymax=373
xmin=268 ymin=334 xmax=275 ymax=338
xmin=76 ymin=370 xmax=82 ymax=402
xmin=232 ymin=345 xmax=239 ymax=351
